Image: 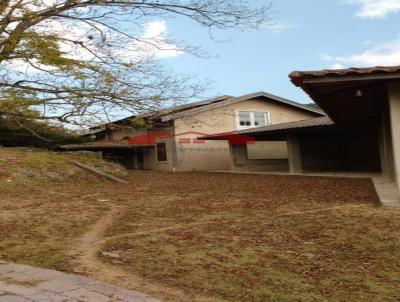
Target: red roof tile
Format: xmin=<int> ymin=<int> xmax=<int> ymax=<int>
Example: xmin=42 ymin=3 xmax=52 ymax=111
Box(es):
xmin=290 ymin=65 xmax=400 ymax=85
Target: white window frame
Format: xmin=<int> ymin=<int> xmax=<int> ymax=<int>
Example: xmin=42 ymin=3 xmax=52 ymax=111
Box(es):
xmin=236 ymin=111 xmax=270 ymax=130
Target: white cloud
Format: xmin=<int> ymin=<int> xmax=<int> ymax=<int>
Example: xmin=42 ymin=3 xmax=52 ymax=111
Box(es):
xmin=330 ymin=63 xmax=347 ymax=69
xmin=130 ymin=20 xmax=182 ymax=58
xmin=345 ymin=0 xmax=400 ymax=18
xmin=321 ymin=38 xmax=400 ymax=68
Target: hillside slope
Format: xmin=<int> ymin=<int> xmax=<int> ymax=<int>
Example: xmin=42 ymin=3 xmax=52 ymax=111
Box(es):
xmin=0 ymin=147 xmax=126 ymax=186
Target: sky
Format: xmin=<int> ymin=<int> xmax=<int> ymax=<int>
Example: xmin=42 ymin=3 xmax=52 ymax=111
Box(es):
xmin=149 ymin=0 xmax=400 ymax=104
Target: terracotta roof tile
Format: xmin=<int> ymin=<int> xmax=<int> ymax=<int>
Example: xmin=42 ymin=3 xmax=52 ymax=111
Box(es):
xmin=289 ymin=65 xmax=400 ymax=85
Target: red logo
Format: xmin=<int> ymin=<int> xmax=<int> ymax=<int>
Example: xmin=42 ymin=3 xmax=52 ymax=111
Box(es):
xmin=127 ymin=131 xmax=254 ymax=145
xmin=178 ymin=138 xmax=191 ymax=144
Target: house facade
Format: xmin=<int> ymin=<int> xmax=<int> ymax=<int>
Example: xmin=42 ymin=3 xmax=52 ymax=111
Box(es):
xmin=202 ymin=66 xmax=400 ymax=205
xmin=62 ymin=92 xmax=323 ymax=171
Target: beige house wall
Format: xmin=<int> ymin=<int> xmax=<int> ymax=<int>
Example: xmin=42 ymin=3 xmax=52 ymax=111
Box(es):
xmin=154 ymin=135 xmax=175 ymax=171
xmin=174 ymin=98 xmax=317 ymax=135
xmin=229 ymin=144 xmax=289 ymax=172
xmin=143 ymin=148 xmax=156 ymax=170
xmin=103 ymin=97 xmax=319 ymax=171
xmin=172 ymin=97 xmax=316 ymax=172
xmin=100 ymin=126 xmax=174 ymax=171
xmin=103 ymin=128 xmax=148 ymax=141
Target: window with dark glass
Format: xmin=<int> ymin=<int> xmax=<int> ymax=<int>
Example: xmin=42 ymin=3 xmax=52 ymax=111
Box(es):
xmin=237 ymin=111 xmax=269 ymax=129
xmin=239 ymin=112 xmax=252 ymax=127
xmin=156 ymin=142 xmax=167 ymax=161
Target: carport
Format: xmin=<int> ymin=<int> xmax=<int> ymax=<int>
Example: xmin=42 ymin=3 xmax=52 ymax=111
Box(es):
xmin=61 ymin=141 xmax=154 ymax=170
xmin=202 ymin=66 xmax=400 ymax=206
xmin=289 ymin=66 xmax=399 ymax=181
xmin=202 ymin=116 xmax=381 ymax=175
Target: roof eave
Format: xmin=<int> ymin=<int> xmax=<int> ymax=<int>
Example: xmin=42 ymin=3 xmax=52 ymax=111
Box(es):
xmin=162 ymin=91 xmax=325 ymax=122
xmin=61 ymin=144 xmax=154 ymax=150
xmin=302 ymin=74 xmax=400 ymax=85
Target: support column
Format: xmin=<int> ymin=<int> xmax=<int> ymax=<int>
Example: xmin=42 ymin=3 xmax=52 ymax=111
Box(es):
xmin=388 ymin=82 xmax=400 ymax=191
xmin=229 ymin=144 xmax=247 ymax=171
xmin=132 ymin=152 xmax=138 ymax=170
xmin=287 ymin=134 xmax=302 ymax=174
xmin=377 ymin=109 xmax=395 ymax=180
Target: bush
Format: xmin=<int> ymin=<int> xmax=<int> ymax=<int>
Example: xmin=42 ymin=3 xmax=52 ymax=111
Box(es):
xmin=0 ymin=117 xmax=87 ymax=149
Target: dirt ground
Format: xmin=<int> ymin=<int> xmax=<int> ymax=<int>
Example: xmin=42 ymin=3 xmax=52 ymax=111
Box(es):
xmin=1 ymin=168 xmax=400 ymax=302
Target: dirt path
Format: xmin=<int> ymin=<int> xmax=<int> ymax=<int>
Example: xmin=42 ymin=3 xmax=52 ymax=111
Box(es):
xmin=69 ymin=205 xmax=118 ymax=275
xmin=68 ymin=202 xmax=370 ymax=302
xmin=68 ymin=205 xmax=216 ymax=302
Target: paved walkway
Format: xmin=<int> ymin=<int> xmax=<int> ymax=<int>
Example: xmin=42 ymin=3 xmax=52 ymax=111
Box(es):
xmin=373 ymin=177 xmax=400 ymax=208
xmin=0 ymin=263 xmax=161 ymax=302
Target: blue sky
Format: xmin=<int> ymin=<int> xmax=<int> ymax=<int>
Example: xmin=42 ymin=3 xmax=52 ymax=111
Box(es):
xmin=156 ymin=0 xmax=400 ymax=104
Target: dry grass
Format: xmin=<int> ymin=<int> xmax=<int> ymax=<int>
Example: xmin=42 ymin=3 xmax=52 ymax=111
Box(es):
xmin=0 ymin=151 xmax=399 ymax=302
xmin=0 ymin=148 xmax=122 ymax=269
xmin=0 ymin=147 xmax=126 ymax=186
xmin=97 ymin=172 xmax=400 ymax=302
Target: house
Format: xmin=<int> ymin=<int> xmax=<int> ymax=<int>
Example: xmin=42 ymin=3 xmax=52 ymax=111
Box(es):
xmin=61 ymin=92 xmax=323 ymax=171
xmin=201 ymin=66 xmax=400 ymax=205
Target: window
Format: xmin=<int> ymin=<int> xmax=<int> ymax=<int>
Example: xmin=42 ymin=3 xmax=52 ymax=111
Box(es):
xmin=156 ymin=142 xmax=167 ymax=162
xmin=239 ymin=112 xmax=251 ymax=127
xmin=254 ymin=112 xmax=267 ymax=127
xmin=237 ymin=111 xmax=269 ymax=129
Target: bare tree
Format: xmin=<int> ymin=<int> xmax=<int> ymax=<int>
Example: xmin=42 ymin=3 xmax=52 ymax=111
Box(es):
xmin=0 ymin=0 xmax=271 ymax=126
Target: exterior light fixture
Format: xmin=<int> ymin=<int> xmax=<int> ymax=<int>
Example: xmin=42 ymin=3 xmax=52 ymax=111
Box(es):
xmin=356 ymin=89 xmax=363 ymax=97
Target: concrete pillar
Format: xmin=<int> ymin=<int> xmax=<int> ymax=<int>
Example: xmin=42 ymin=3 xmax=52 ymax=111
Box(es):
xmin=229 ymin=144 xmax=246 ymax=171
xmin=287 ymin=135 xmax=302 ymax=174
xmin=377 ymin=110 xmax=395 ymax=180
xmin=133 ymin=152 xmax=138 ymax=170
xmin=228 ymin=143 xmax=236 ymax=170
xmin=388 ymin=82 xmax=400 ymax=191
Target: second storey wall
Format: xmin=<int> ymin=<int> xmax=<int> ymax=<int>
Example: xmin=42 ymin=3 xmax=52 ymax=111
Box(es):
xmin=172 ymin=97 xmax=319 ymax=171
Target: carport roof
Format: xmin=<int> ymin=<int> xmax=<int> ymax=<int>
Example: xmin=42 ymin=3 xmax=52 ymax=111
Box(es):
xmin=161 ymin=91 xmax=325 ymax=121
xmin=290 ymin=65 xmax=400 ymax=85
xmin=289 ymin=65 xmax=400 ymax=126
xmin=61 ymin=140 xmax=153 ymax=150
xmin=200 ymin=116 xmax=335 ymax=140
xmin=233 ymin=116 xmax=334 ymax=135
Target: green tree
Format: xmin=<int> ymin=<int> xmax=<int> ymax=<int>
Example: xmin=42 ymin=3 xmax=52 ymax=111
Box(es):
xmin=0 ymin=116 xmax=86 ymax=148
xmin=0 ymin=0 xmax=270 ymax=126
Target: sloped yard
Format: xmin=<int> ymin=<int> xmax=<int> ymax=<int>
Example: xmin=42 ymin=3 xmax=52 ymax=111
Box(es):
xmin=96 ymin=172 xmax=400 ymax=302
xmin=0 ymin=153 xmax=399 ymax=302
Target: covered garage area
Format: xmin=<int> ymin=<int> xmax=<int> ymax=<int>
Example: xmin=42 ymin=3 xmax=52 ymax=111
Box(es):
xmin=204 ymin=116 xmax=382 ymax=174
xmin=289 ymin=66 xmax=398 ymax=180
xmin=298 ymin=125 xmax=381 ymax=173
xmin=60 ymin=140 xmax=154 ymax=170
xmin=202 ymin=66 xmax=400 ymax=206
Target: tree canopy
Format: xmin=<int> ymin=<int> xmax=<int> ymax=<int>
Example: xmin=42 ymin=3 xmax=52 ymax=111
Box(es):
xmin=0 ymin=0 xmax=270 ymax=126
